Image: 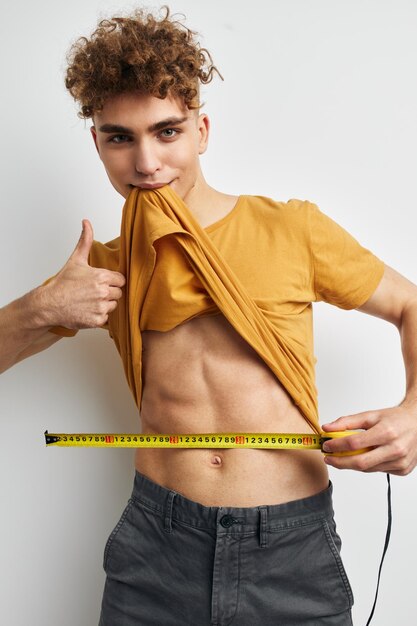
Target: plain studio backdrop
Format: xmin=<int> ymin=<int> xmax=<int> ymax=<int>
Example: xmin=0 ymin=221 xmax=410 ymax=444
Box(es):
xmin=1 ymin=1 xmax=416 ymax=624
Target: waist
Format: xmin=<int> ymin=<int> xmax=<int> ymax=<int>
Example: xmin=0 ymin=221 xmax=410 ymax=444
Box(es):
xmin=134 ymin=446 xmax=329 ymax=506
xmin=130 ymin=468 xmax=335 ymax=529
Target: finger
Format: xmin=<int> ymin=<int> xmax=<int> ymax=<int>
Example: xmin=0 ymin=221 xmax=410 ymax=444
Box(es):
xmin=70 ymin=219 xmax=94 ymax=264
xmin=322 ymin=428 xmax=382 ymax=454
xmin=107 ymin=286 xmax=123 ymax=301
xmin=95 ymin=269 xmax=126 ymax=287
xmin=322 ymin=416 xmax=407 ymax=454
xmin=323 ymin=438 xmax=409 ymax=472
xmin=323 ymin=446 xmax=385 ymax=471
xmin=109 ymin=271 xmax=126 ymax=287
xmin=97 ymin=313 xmax=109 ymax=327
xmin=360 ymin=462 xmax=411 ymax=475
xmin=321 ymin=411 xmax=378 ymax=433
xmin=107 ymin=299 xmax=120 ymax=314
xmin=326 ymin=454 xmax=412 ymax=475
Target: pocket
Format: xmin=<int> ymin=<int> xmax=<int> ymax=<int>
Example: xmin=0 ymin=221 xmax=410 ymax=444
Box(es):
xmin=323 ymin=518 xmax=355 ymax=607
xmin=103 ymin=498 xmax=134 ymax=571
xmin=265 ymin=518 xmax=354 ymax=620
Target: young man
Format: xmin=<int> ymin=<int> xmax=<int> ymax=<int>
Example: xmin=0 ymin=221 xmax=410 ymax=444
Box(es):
xmin=2 ymin=6 xmax=417 ymax=625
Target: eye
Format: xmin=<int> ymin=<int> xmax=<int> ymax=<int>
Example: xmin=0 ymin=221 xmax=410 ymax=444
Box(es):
xmin=108 ymin=134 xmax=131 ymax=144
xmin=160 ymin=128 xmax=179 ymax=139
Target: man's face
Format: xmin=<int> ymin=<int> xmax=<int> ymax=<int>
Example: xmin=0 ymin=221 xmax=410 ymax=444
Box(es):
xmin=90 ymin=92 xmax=209 ymax=201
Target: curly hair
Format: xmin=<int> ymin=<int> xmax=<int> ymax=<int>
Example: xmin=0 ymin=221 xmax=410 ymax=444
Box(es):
xmin=65 ymin=5 xmax=224 ymax=119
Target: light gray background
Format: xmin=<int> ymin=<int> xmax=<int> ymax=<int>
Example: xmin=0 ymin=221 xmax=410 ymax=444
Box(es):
xmin=1 ymin=1 xmax=416 ymax=624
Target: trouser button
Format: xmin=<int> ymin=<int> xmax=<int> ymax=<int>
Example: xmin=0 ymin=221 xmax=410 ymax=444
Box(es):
xmin=220 ymin=514 xmax=235 ymax=528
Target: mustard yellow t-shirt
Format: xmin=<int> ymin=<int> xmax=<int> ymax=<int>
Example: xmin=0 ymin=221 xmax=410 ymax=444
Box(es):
xmin=48 ymin=186 xmax=385 ymax=433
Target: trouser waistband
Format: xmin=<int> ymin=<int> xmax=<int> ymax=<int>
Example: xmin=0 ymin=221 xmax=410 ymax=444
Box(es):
xmin=131 ymin=470 xmax=335 ymax=549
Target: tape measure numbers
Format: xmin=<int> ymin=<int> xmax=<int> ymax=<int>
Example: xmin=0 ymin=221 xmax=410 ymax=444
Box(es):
xmin=44 ymin=430 xmax=367 ymax=455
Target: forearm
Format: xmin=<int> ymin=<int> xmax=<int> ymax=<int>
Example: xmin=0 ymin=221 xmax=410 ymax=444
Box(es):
xmin=398 ymin=301 xmax=417 ymax=407
xmin=0 ymin=286 xmax=54 ymax=374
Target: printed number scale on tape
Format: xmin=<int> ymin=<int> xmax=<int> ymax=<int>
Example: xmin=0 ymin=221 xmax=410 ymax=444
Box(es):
xmin=44 ymin=430 xmax=366 ymax=454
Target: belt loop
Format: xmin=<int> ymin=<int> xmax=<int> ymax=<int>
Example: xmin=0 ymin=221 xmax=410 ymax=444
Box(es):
xmin=259 ymin=506 xmax=268 ymax=548
xmin=164 ymin=490 xmax=177 ymax=533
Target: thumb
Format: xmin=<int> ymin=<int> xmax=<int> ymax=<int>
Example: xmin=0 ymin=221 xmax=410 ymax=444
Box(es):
xmin=70 ymin=219 xmax=94 ymax=263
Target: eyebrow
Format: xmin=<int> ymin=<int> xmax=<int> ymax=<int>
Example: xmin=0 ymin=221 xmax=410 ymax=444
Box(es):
xmin=98 ymin=116 xmax=189 ymax=134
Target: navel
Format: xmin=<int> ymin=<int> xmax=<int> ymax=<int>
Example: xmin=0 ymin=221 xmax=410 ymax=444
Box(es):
xmin=211 ymin=455 xmax=223 ymax=466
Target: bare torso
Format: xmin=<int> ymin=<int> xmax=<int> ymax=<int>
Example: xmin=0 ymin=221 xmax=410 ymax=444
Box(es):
xmin=138 ymin=314 xmax=329 ymax=506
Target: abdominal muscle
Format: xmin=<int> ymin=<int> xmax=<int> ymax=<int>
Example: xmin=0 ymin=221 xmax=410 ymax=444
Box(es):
xmin=138 ymin=313 xmax=329 ymax=507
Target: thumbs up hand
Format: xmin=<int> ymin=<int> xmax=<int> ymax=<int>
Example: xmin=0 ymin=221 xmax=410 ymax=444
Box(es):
xmin=41 ymin=220 xmax=126 ymax=330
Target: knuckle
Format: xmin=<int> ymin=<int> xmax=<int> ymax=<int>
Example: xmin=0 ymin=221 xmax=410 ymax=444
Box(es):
xmin=383 ymin=424 xmax=396 ymax=440
xmin=97 ymin=270 xmax=109 ymax=283
xmin=92 ymin=313 xmax=107 ymax=326
xmin=355 ymin=457 xmax=370 ymax=471
xmin=397 ymin=466 xmax=409 ymax=477
xmin=345 ymin=436 xmax=358 ymax=451
xmin=398 ymin=457 xmax=410 ymax=472
xmin=391 ymin=442 xmax=407 ymax=458
xmin=97 ymin=285 xmax=109 ymax=299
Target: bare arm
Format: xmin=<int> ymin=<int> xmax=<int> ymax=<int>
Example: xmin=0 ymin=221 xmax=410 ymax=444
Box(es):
xmin=322 ymin=264 xmax=417 ymax=475
xmin=0 ymin=220 xmax=125 ymax=374
xmin=0 ymin=290 xmax=63 ymax=374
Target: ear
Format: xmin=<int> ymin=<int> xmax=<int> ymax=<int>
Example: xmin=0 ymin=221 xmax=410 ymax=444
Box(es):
xmin=197 ymin=113 xmax=210 ymax=155
xmin=90 ymin=126 xmax=100 ymax=155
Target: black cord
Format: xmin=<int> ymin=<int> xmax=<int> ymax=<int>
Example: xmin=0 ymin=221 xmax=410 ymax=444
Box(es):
xmin=365 ymin=473 xmax=392 ymax=625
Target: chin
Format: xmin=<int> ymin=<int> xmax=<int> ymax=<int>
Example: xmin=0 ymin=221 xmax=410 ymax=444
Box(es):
xmin=124 ymin=185 xmax=139 ymax=198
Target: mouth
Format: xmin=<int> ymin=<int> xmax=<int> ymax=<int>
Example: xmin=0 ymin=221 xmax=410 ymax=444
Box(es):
xmin=132 ymin=180 xmax=174 ymax=190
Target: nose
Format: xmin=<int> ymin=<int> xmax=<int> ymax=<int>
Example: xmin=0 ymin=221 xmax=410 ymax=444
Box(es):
xmin=134 ymin=140 xmax=161 ymax=177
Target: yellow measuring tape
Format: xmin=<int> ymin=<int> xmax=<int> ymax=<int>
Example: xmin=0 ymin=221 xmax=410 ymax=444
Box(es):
xmin=44 ymin=430 xmax=366 ymax=455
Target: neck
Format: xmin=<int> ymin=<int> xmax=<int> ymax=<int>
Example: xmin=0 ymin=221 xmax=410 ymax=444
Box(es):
xmin=182 ymin=178 xmax=224 ymax=223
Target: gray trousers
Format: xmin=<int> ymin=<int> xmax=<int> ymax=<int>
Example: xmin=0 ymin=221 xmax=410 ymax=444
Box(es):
xmin=99 ymin=471 xmax=354 ymax=625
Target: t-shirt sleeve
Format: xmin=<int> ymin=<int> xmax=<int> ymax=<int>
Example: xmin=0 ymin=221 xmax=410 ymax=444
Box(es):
xmin=308 ymin=201 xmax=385 ymax=310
